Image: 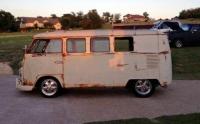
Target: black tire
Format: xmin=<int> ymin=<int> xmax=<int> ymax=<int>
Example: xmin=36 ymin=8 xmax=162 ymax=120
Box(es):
xmin=39 ymin=78 xmax=61 ymax=98
xmin=131 ymin=80 xmax=155 ymax=98
xmin=174 ymin=40 xmax=183 ymax=48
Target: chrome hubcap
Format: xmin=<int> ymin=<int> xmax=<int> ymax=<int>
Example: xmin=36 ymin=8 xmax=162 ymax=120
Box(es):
xmin=135 ymin=80 xmax=152 ymax=95
xmin=176 ymin=40 xmax=183 ymax=48
xmin=41 ymin=79 xmax=58 ymax=96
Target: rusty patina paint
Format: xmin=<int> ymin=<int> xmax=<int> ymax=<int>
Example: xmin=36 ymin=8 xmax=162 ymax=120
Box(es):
xmin=159 ymin=51 xmax=169 ymax=54
xmin=23 ymin=79 xmax=33 ymax=86
xmin=78 ymin=84 xmax=105 ymax=88
xmin=17 ymin=29 xmax=172 ymax=92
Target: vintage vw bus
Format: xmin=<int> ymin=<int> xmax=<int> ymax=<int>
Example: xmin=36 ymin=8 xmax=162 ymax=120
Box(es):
xmin=16 ymin=30 xmax=172 ymax=97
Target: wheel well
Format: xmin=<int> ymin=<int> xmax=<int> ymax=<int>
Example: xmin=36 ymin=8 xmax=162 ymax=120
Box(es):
xmin=126 ymin=79 xmax=160 ymax=89
xmin=35 ymin=76 xmax=61 ymax=89
xmin=173 ymin=38 xmax=184 ymax=44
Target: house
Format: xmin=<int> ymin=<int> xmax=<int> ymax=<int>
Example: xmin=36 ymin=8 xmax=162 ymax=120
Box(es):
xmin=19 ymin=17 xmax=62 ymax=31
xmin=19 ymin=17 xmax=44 ymax=30
xmin=112 ymin=23 xmax=153 ymax=29
xmin=48 ymin=18 xmax=62 ymax=30
xmin=123 ymin=14 xmax=146 ymax=23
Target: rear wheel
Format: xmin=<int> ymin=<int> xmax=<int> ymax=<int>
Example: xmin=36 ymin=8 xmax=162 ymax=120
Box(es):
xmin=174 ymin=40 xmax=183 ymax=48
xmin=131 ymin=80 xmax=155 ymax=97
xmin=39 ymin=78 xmax=61 ymax=98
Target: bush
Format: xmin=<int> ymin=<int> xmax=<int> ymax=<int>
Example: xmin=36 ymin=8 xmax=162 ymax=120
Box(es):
xmin=179 ymin=8 xmax=200 ymax=19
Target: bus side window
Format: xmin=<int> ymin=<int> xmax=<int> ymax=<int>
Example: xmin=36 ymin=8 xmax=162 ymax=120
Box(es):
xmin=67 ymin=38 xmax=86 ymax=53
xmin=46 ymin=39 xmax=62 ymax=53
xmin=114 ymin=37 xmax=134 ymax=52
xmin=91 ymin=37 xmax=110 ymax=52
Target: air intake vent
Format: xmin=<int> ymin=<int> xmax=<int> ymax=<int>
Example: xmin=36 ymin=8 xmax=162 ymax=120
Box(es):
xmin=147 ymin=55 xmax=159 ymax=69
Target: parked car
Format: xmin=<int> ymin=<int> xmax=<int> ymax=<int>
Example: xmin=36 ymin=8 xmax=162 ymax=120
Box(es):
xmin=16 ymin=29 xmax=172 ymax=98
xmin=151 ymin=20 xmax=182 ymax=33
xmin=168 ymin=24 xmax=200 ymax=48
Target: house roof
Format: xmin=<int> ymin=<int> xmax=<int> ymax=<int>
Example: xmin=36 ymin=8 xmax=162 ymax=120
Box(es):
xmin=20 ymin=17 xmax=36 ymax=23
xmin=123 ymin=14 xmax=145 ymax=19
xmin=48 ymin=18 xmax=60 ymax=24
xmin=19 ymin=17 xmax=60 ymax=25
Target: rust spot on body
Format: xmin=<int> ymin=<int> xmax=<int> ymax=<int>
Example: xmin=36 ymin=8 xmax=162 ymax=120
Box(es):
xmin=78 ymin=83 xmax=105 ymax=88
xmin=79 ymin=84 xmax=89 ymax=87
xmin=159 ymin=51 xmax=169 ymax=54
xmin=116 ymin=64 xmax=128 ymax=67
xmin=23 ymin=79 xmax=33 ymax=86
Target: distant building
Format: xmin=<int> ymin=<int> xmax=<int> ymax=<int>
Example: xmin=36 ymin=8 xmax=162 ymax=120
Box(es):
xmin=123 ymin=14 xmax=146 ymax=23
xmin=112 ymin=23 xmax=153 ymax=29
xmin=19 ymin=17 xmax=62 ymax=31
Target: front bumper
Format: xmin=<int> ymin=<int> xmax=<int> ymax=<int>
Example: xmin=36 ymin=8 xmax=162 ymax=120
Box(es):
xmin=16 ymin=78 xmax=33 ymax=91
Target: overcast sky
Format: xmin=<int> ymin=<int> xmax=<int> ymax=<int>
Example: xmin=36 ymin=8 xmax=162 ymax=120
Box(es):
xmin=1 ymin=0 xmax=200 ymax=19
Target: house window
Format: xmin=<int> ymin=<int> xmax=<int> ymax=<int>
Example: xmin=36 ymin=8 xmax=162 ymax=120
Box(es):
xmin=67 ymin=38 xmax=86 ymax=53
xmin=114 ymin=37 xmax=134 ymax=52
xmin=91 ymin=37 xmax=110 ymax=52
xmin=46 ymin=39 xmax=62 ymax=53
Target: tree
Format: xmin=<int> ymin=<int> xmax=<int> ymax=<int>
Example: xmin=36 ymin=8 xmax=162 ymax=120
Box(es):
xmin=61 ymin=14 xmax=73 ymax=29
xmin=76 ymin=11 xmax=84 ymax=26
xmin=143 ymin=12 xmax=150 ymax=22
xmin=143 ymin=12 xmax=149 ymax=19
xmin=81 ymin=9 xmax=102 ymax=29
xmin=77 ymin=11 xmax=84 ymax=18
xmin=34 ymin=23 xmax=38 ymax=29
xmin=0 ymin=10 xmax=16 ymax=32
xmin=103 ymin=12 xmax=111 ymax=23
xmin=44 ymin=22 xmax=53 ymax=29
xmin=61 ymin=10 xmax=102 ymax=29
xmin=109 ymin=13 xmax=121 ymax=24
xmin=51 ymin=14 xmax=57 ymax=18
xmin=61 ymin=12 xmax=79 ymax=29
xmin=179 ymin=8 xmax=200 ymax=19
xmin=37 ymin=16 xmax=43 ymax=18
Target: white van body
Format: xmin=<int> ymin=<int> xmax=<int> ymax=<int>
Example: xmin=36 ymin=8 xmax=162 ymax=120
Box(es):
xmin=16 ymin=29 xmax=172 ymax=97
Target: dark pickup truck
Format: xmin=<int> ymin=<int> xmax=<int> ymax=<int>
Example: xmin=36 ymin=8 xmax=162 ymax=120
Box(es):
xmin=168 ymin=24 xmax=200 ymax=48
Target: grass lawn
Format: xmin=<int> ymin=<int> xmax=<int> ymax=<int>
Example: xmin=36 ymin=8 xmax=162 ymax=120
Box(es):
xmin=180 ymin=18 xmax=200 ymax=24
xmin=102 ymin=23 xmax=112 ymax=29
xmin=171 ymin=47 xmax=200 ymax=80
xmin=0 ymin=33 xmax=33 ymax=74
xmin=0 ymin=32 xmax=200 ymax=79
xmin=85 ymin=113 xmax=200 ymax=124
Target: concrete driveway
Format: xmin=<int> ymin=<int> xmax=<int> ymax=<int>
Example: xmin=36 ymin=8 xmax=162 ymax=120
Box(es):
xmin=0 ymin=75 xmax=200 ymax=124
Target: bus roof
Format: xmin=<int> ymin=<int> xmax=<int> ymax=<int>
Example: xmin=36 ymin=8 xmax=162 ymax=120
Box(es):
xmin=33 ymin=29 xmax=164 ymax=39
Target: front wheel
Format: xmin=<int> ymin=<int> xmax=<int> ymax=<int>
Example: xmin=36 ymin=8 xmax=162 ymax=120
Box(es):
xmin=131 ymin=80 xmax=155 ymax=97
xmin=174 ymin=40 xmax=183 ymax=48
xmin=39 ymin=78 xmax=61 ymax=98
